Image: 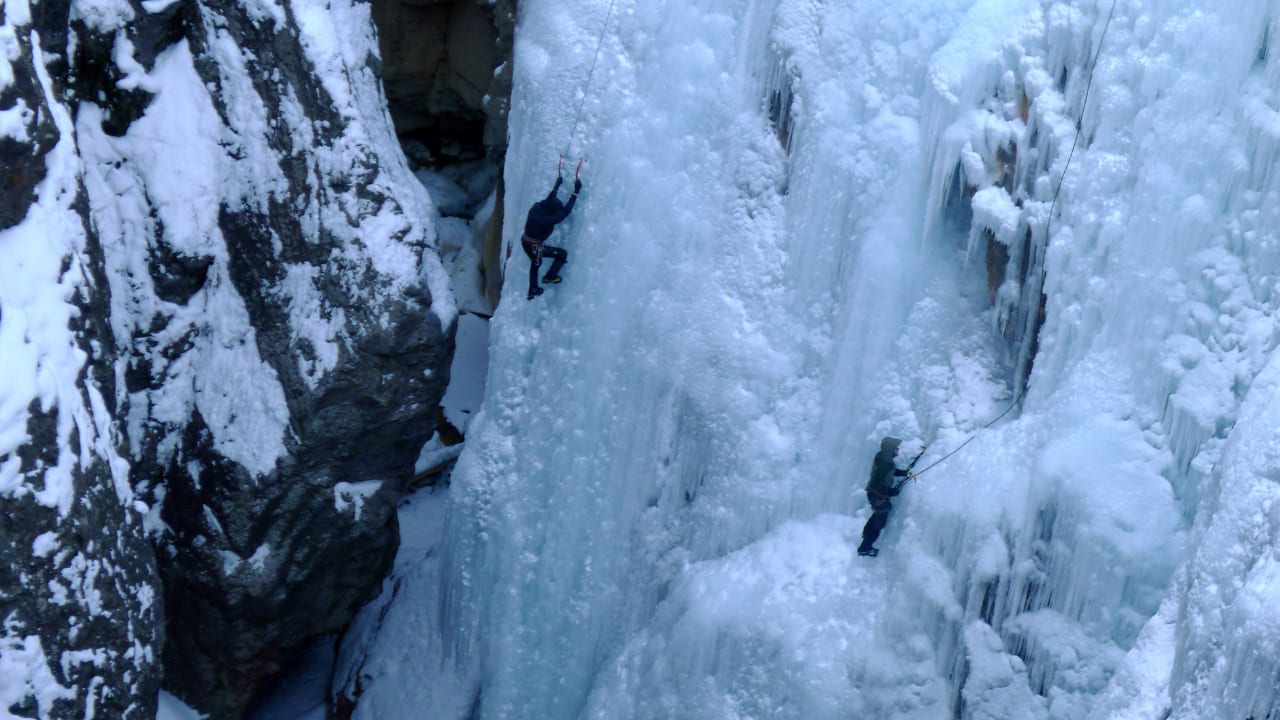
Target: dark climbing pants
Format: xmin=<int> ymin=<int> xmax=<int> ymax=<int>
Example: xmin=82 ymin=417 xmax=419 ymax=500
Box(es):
xmin=859 ymin=493 xmax=893 ymax=551
xmin=522 ymin=238 xmax=567 ymax=295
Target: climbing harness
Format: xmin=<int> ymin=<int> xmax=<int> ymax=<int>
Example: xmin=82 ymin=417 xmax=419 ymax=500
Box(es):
xmin=913 ymin=1 xmax=1118 ymax=482
xmin=563 ymin=0 xmax=619 ymax=159
xmin=522 ymin=234 xmax=545 ymax=263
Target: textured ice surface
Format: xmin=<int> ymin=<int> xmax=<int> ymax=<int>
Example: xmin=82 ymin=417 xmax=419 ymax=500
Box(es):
xmin=350 ymin=2 xmax=1280 ymax=719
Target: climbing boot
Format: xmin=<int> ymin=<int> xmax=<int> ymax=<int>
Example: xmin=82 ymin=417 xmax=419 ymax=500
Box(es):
xmin=543 ymin=275 xmax=562 ymax=284
xmin=857 ymin=547 xmax=879 ymax=557
xmin=527 ymin=287 xmax=544 ymax=300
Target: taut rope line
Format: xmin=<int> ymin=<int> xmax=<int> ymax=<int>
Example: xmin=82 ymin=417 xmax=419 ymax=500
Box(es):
xmin=914 ymin=0 xmax=1119 ymax=480
xmin=564 ymin=0 xmax=619 ymax=158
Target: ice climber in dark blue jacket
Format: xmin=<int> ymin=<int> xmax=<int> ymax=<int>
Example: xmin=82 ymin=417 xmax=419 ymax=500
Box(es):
xmin=521 ymin=169 xmax=581 ymax=300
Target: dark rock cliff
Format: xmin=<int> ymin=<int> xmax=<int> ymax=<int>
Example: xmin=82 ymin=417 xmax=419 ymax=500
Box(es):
xmin=2 ymin=0 xmax=455 ymax=717
xmin=371 ymin=0 xmax=515 ymax=163
xmin=370 ymin=0 xmax=516 ymax=309
xmin=1 ymin=8 xmax=160 ymax=718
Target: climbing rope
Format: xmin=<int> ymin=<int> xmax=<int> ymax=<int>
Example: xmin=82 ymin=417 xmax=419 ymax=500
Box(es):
xmin=563 ymin=0 xmax=619 ymax=159
xmin=912 ymin=386 xmax=1026 ymax=478
xmin=913 ymin=0 xmax=1118 ymax=481
xmin=1043 ymin=0 xmax=1119 ymax=251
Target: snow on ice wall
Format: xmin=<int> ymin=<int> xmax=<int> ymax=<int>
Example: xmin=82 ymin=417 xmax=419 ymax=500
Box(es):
xmin=346 ymin=1 xmax=1280 ymax=719
xmin=927 ymin=2 xmax=1280 ymax=716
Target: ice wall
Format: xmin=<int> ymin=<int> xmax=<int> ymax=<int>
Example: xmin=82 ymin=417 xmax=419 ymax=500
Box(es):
xmin=928 ymin=1 xmax=1280 ymax=716
xmin=353 ymin=1 xmax=1280 ymax=718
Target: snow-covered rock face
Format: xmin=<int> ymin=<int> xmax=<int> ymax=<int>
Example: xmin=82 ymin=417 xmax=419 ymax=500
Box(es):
xmin=3 ymin=0 xmax=454 ymax=716
xmin=1 ymin=8 xmax=161 ymax=719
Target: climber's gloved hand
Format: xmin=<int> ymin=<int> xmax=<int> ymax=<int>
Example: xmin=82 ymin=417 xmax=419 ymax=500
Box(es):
xmin=573 ymin=178 xmax=583 ymax=194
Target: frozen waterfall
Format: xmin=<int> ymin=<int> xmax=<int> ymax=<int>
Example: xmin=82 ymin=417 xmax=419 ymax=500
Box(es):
xmin=341 ymin=1 xmax=1280 ymax=718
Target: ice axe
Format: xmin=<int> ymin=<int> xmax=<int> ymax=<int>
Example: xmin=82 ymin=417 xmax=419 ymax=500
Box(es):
xmin=902 ymin=446 xmax=928 ymax=486
xmin=558 ymin=156 xmax=584 ymax=179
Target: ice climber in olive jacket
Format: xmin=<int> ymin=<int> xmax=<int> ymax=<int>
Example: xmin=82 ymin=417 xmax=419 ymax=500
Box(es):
xmin=858 ymin=436 xmax=916 ymax=557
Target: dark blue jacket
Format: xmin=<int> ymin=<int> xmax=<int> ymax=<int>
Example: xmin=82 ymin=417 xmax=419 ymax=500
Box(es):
xmin=523 ymin=177 xmax=579 ymax=242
